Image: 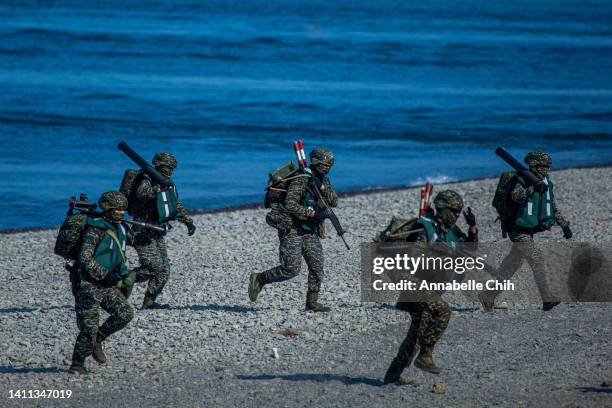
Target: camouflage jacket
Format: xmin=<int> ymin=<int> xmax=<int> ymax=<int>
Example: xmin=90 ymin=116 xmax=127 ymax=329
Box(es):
xmin=284 ymin=174 xmax=337 ymax=235
xmin=510 ymin=182 xmax=569 ymax=228
xmin=78 ymin=223 xmax=134 ymax=284
xmin=135 ymin=174 xmax=192 ymax=225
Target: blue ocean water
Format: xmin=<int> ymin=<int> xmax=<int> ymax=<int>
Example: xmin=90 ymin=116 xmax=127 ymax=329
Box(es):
xmin=1 ymin=0 xmax=611 ymax=230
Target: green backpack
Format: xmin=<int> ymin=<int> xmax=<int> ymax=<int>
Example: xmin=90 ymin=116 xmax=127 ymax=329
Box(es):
xmin=119 ymin=168 xmax=144 ymax=216
xmin=54 ymin=213 xmax=89 ymax=260
xmin=373 ymin=216 xmax=421 ymax=243
xmin=264 ymin=160 xmax=307 ymax=230
xmin=264 ymin=161 xmax=300 ymax=208
xmin=492 ymin=171 xmax=519 ymax=237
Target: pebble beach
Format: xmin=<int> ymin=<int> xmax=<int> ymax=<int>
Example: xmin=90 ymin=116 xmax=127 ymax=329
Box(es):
xmin=1 ymin=166 xmax=610 ymax=407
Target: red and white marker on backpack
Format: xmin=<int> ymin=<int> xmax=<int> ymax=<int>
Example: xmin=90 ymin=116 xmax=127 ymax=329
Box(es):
xmin=419 ymin=182 xmax=433 ymax=216
xmin=293 ymin=139 xmax=308 ymax=170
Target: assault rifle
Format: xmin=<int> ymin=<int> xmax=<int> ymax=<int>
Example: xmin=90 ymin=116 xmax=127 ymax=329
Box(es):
xmin=293 ymin=140 xmax=350 ymax=250
xmin=495 ymin=147 xmax=547 ymax=193
xmin=117 ymin=141 xmax=174 ymax=189
xmin=68 ymin=194 xmax=167 ymax=232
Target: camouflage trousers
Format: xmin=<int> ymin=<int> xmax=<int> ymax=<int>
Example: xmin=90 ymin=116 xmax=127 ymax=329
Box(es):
xmin=133 ymin=232 xmax=170 ymax=300
xmin=391 ymin=300 xmax=451 ymax=368
xmin=72 ymin=281 xmax=134 ymax=362
xmin=489 ymin=230 xmax=554 ymax=302
xmin=260 ymin=228 xmax=324 ymax=293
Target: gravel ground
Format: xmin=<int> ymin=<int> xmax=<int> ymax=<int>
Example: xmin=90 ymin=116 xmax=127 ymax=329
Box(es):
xmin=0 ymin=167 xmax=610 ymax=407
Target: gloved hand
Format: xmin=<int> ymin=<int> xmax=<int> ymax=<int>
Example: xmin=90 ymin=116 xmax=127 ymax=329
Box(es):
xmin=463 ymin=207 xmax=477 ymax=227
xmin=305 ymin=208 xmax=316 ymax=218
xmin=186 ymin=222 xmax=196 ymax=236
xmin=562 ymin=225 xmax=573 ymax=239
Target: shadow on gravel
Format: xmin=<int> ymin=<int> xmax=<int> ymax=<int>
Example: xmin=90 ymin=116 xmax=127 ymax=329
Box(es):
xmin=0 ymin=305 xmax=72 ymax=313
xmin=578 ymin=387 xmax=612 ymax=394
xmin=167 ymin=304 xmax=257 ymax=313
xmin=237 ymin=373 xmax=383 ymax=386
xmin=0 ymin=366 xmax=63 ymax=374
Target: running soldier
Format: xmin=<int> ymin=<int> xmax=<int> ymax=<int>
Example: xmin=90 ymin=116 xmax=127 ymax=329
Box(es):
xmin=483 ymin=150 xmax=572 ymax=312
xmin=384 ymin=190 xmax=478 ymax=384
xmin=70 ymin=191 xmax=135 ymax=374
xmin=129 ymin=152 xmax=196 ymax=309
xmin=248 ymin=148 xmax=338 ymax=312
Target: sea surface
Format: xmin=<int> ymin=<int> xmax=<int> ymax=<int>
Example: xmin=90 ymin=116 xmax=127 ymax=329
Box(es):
xmin=1 ymin=0 xmax=611 ymax=229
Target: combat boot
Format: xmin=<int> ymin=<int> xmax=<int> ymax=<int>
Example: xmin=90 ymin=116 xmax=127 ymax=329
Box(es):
xmin=415 ymin=347 xmax=441 ymax=374
xmin=92 ymin=333 xmax=107 ymax=364
xmin=248 ymin=273 xmax=264 ymax=302
xmin=478 ymin=292 xmax=494 ymax=312
xmin=68 ymin=359 xmax=88 ymax=375
xmin=305 ymin=292 xmax=330 ymax=313
xmin=142 ymin=295 xmax=170 ymax=310
xmin=383 ymin=359 xmax=406 ymax=385
xmin=543 ymin=301 xmax=560 ymax=311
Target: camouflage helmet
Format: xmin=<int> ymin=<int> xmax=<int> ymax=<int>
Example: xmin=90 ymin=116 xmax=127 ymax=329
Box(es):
xmin=433 ymin=190 xmax=464 ymax=211
xmin=98 ymin=191 xmax=128 ymax=211
xmin=309 ymin=148 xmax=335 ymax=167
xmin=524 ymin=151 xmax=551 ymax=167
xmin=152 ymin=152 xmax=177 ymax=169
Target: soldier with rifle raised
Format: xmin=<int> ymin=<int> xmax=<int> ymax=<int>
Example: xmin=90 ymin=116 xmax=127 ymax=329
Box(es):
xmin=248 ymin=140 xmax=347 ymax=312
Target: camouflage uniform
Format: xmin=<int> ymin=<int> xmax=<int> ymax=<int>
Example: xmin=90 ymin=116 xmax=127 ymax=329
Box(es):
xmin=250 ymin=148 xmax=337 ymax=311
xmin=71 ymin=192 xmax=135 ymax=373
xmin=385 ymin=190 xmax=478 ymax=384
xmin=483 ymin=151 xmax=571 ymax=309
xmin=131 ymin=152 xmax=195 ymax=308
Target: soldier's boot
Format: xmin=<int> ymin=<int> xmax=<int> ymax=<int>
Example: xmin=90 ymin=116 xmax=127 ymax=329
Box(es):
xmin=248 ymin=273 xmax=264 ymax=302
xmin=68 ymin=359 xmax=88 ymax=375
xmin=542 ymin=301 xmax=560 ymax=311
xmin=395 ymin=301 xmax=412 ymax=312
xmin=414 ymin=346 xmax=441 ymax=374
xmin=478 ymin=291 xmax=495 ymax=312
xmin=92 ymin=333 xmax=107 ymax=365
xmin=142 ymin=294 xmax=170 ymax=310
xmin=383 ymin=359 xmax=407 ymax=385
xmin=305 ymin=291 xmax=330 ymax=313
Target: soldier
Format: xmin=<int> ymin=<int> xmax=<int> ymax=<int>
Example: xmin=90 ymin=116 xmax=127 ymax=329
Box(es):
xmin=481 ymin=151 xmax=572 ymax=312
xmin=70 ymin=192 xmax=135 ymax=374
xmin=131 ymin=152 xmax=196 ymax=309
xmin=248 ymin=148 xmax=338 ymax=312
xmin=384 ymin=190 xmax=478 ymax=385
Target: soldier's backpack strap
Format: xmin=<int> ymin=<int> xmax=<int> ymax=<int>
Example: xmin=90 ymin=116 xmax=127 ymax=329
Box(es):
xmin=417 ymin=215 xmax=439 ymax=242
xmin=104 ymin=228 xmax=127 ymax=263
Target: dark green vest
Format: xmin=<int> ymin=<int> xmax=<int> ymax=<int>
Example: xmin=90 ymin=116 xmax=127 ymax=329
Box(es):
xmin=514 ymin=175 xmax=555 ymax=230
xmin=86 ymin=217 xmax=129 ymax=278
xmin=156 ymin=186 xmax=179 ymax=223
xmin=418 ymin=215 xmax=460 ymax=245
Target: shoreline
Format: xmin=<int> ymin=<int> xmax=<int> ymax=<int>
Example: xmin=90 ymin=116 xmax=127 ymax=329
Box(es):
xmin=1 ymin=163 xmax=610 ymax=235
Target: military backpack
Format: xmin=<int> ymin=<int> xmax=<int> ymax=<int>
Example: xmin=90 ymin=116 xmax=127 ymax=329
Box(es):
xmin=492 ymin=171 xmax=520 ymax=237
xmin=264 ymin=160 xmax=307 ymax=230
xmin=119 ymin=168 xmax=144 ymax=216
xmin=54 ymin=213 xmax=89 ymax=260
xmin=373 ymin=216 xmax=421 ymax=243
